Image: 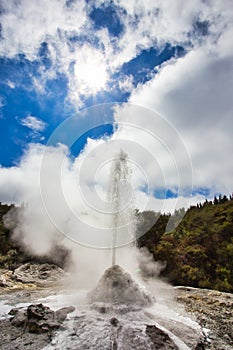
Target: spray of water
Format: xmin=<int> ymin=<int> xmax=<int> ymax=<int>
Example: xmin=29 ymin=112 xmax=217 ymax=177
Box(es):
xmin=108 ymin=150 xmax=136 ymax=266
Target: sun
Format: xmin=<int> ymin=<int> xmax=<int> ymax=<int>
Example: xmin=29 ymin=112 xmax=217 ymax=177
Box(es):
xmin=77 ymin=61 xmax=107 ymax=93
xmin=74 ymin=48 xmax=108 ymax=95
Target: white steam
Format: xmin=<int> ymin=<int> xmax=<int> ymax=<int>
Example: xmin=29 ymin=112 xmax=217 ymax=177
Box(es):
xmin=1 ymin=142 xmax=172 ymax=290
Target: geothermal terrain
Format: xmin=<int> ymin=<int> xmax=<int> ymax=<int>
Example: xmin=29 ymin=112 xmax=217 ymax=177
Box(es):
xmin=0 ymin=262 xmax=232 ymax=350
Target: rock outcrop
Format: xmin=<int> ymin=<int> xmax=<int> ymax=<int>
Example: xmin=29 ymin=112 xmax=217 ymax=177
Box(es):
xmin=146 ymin=325 xmax=179 ymax=350
xmin=0 ymin=263 xmax=66 ymax=291
xmin=0 ymin=303 xmax=74 ymax=350
xmin=13 ymin=263 xmax=65 ymax=287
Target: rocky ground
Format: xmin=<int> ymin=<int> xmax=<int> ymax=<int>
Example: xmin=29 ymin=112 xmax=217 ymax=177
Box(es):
xmin=0 ymin=303 xmax=75 ymax=350
xmin=0 ymin=263 xmax=75 ymax=349
xmin=0 ymin=263 xmax=65 ymax=290
xmin=0 ymin=264 xmax=232 ymax=349
xmin=174 ymin=286 xmax=233 ymax=350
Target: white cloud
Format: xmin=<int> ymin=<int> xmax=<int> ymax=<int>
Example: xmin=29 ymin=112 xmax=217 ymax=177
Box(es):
xmin=98 ymin=0 xmax=225 ymax=69
xmin=6 ymin=80 xmax=15 ymax=89
xmin=0 ymin=0 xmax=87 ymax=59
xmin=118 ymin=75 xmax=134 ymax=92
xmin=31 ymin=67 xmax=57 ymax=95
xmin=20 ymin=115 xmax=47 ymax=132
xmin=121 ymin=27 xmax=233 ymax=194
xmin=0 ymin=0 xmax=89 ymax=108
xmin=1 ymin=0 xmax=232 ymax=110
xmin=135 ymin=190 xmax=207 ymax=214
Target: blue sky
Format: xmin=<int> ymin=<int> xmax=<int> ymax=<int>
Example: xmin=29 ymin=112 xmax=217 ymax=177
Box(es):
xmin=0 ymin=34 xmax=183 ymax=167
xmin=0 ymin=0 xmax=232 ymax=208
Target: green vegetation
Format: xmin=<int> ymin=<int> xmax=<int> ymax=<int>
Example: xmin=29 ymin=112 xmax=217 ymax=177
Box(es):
xmin=137 ymin=195 xmax=233 ymax=292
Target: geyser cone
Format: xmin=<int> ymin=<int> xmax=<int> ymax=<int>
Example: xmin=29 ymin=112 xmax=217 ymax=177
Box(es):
xmin=89 ymin=265 xmax=154 ymax=307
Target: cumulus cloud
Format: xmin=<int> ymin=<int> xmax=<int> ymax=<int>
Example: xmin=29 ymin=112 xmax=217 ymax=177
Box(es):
xmin=124 ymin=25 xmax=233 ymax=195
xmin=0 ymin=0 xmax=87 ymax=59
xmin=1 ymin=0 xmax=231 ymax=109
xmin=0 ymin=0 xmax=87 ymax=107
xmin=95 ymin=0 xmax=227 ymax=69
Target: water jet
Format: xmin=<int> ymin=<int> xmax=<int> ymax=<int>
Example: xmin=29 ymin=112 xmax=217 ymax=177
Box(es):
xmin=107 ymin=149 xmax=135 ymax=267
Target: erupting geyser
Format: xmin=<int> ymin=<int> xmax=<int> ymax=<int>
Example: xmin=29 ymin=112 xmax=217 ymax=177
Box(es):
xmin=90 ymin=151 xmax=154 ymax=308
xmin=108 ymin=149 xmax=135 ymax=266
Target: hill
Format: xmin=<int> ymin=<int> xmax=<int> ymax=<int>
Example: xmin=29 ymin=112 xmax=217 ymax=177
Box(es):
xmin=137 ymin=195 xmax=233 ymax=292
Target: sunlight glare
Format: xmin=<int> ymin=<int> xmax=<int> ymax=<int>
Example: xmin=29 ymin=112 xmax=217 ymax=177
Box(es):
xmin=74 ymin=49 xmax=108 ymax=95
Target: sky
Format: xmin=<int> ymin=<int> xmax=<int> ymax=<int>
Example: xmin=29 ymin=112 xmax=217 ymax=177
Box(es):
xmin=0 ymin=0 xmax=233 ymax=222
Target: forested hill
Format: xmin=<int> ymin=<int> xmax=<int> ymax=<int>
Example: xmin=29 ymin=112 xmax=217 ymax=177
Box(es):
xmin=137 ymin=195 xmax=233 ymax=292
xmin=1 ymin=196 xmax=233 ymax=292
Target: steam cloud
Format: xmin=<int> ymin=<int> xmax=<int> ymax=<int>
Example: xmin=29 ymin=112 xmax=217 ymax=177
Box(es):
xmin=0 ymin=114 xmax=207 ymax=289
xmin=1 ymin=142 xmax=166 ymax=288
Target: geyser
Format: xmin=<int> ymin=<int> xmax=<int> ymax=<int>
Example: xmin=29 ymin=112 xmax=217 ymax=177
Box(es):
xmin=89 ymin=151 xmax=154 ymax=308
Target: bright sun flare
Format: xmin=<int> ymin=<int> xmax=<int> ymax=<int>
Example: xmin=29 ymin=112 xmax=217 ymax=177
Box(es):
xmin=75 ymin=52 xmax=108 ymax=95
